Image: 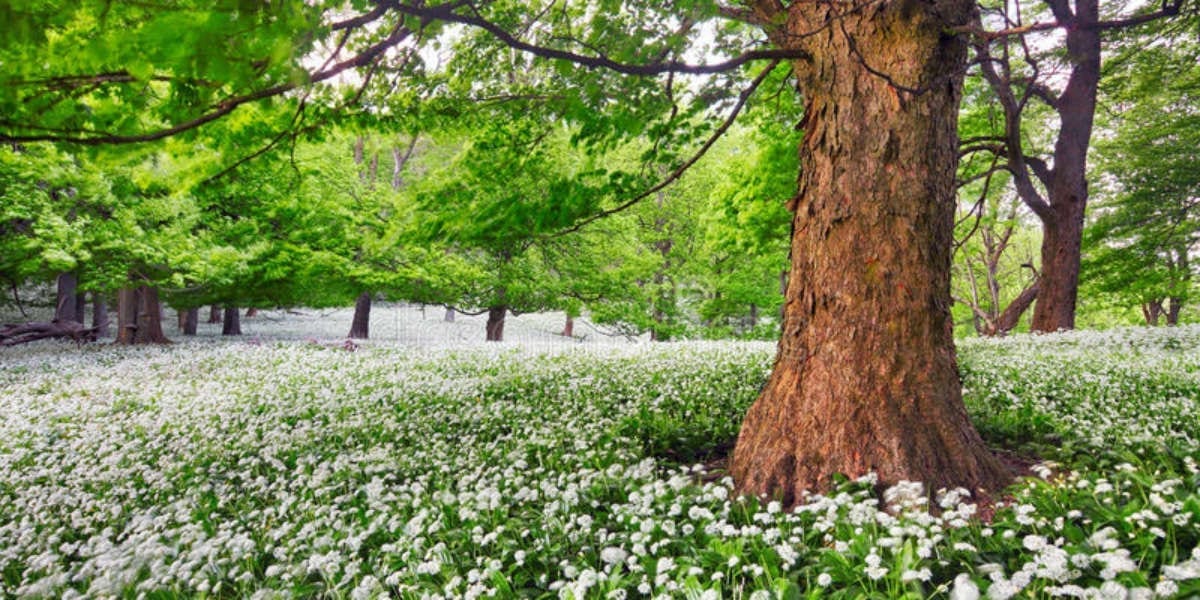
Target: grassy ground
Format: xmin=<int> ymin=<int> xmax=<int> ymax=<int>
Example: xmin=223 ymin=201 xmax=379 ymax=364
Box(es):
xmin=1 ymin=314 xmax=1198 ymax=598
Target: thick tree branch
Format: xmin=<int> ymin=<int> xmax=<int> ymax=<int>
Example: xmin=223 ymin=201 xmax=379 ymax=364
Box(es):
xmin=972 ymin=37 xmax=1053 ymax=222
xmin=385 ymin=1 xmax=808 ymax=75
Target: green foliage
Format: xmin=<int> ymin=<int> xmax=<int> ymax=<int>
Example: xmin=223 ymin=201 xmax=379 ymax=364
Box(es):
xmin=1083 ymin=39 xmax=1200 ymax=323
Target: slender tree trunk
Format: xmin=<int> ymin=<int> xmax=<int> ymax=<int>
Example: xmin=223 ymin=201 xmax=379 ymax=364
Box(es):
xmin=222 ymin=306 xmax=241 ymax=336
xmin=562 ymin=314 xmax=574 ymax=337
xmin=177 ymin=308 xmax=187 ymax=331
xmin=55 ymin=272 xmax=78 ymax=322
xmin=732 ymin=0 xmax=1009 ymax=502
xmin=485 ymin=305 xmax=506 ymax=342
xmin=245 ymin=307 xmax=258 ymax=318
xmin=349 ymin=292 xmax=371 ymax=339
xmin=208 ymin=305 xmax=222 ymax=323
xmin=748 ymin=303 xmax=759 ymax=330
xmin=444 ymin=307 xmax=455 ymax=322
xmin=92 ymin=294 xmax=109 ymax=340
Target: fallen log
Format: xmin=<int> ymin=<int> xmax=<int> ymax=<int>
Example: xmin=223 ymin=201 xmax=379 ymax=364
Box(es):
xmin=0 ymin=319 xmax=105 ymax=346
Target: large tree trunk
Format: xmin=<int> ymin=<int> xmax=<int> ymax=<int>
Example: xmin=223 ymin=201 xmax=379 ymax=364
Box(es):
xmin=222 ymin=306 xmax=241 ymax=336
xmin=732 ymin=0 xmax=1010 ymax=503
xmin=92 ymin=294 xmax=109 ymax=340
xmin=182 ymin=307 xmax=199 ymax=336
xmin=349 ymin=292 xmax=371 ymax=339
xmin=55 ymin=272 xmax=78 ymax=323
xmin=485 ymin=305 xmax=506 ymax=342
xmin=1031 ymin=201 xmax=1086 ymax=331
xmin=116 ymin=286 xmax=170 ymax=344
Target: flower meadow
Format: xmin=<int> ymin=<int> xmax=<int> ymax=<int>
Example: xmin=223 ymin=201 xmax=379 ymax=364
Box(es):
xmin=1 ymin=324 xmax=1199 ymax=599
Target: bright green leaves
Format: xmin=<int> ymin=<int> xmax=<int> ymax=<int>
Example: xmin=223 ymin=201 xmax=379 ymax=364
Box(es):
xmin=1081 ymin=40 xmax=1200 ymax=322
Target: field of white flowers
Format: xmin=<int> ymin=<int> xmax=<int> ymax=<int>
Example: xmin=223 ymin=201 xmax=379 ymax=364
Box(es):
xmin=1 ymin=315 xmax=1199 ymax=599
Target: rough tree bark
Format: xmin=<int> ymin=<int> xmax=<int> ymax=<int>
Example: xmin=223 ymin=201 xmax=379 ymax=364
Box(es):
xmin=349 ymin=291 xmax=371 ymax=339
xmin=731 ymin=0 xmax=1010 ymax=502
xmin=485 ymin=305 xmax=506 ymax=342
xmin=116 ymin=286 xmax=170 ymax=344
xmin=222 ymin=306 xmax=241 ymax=336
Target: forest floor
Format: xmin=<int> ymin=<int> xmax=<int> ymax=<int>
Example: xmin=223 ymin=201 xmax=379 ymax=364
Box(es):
xmin=1 ymin=317 xmax=1198 ymax=598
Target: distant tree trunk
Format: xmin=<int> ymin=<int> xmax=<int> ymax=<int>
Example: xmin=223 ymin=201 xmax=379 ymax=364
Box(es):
xmin=92 ymin=295 xmax=110 ymax=340
xmin=562 ymin=314 xmax=574 ymax=337
xmin=485 ymin=306 xmax=506 ymax=342
xmin=748 ymin=304 xmax=759 ymax=330
xmin=349 ymin=292 xmax=371 ymax=339
xmin=182 ymin=307 xmax=199 ymax=336
xmin=208 ymin=305 xmax=222 ymax=323
xmin=1167 ymin=297 xmax=1182 ymax=326
xmin=135 ymin=287 xmax=169 ymax=343
xmin=222 ymin=306 xmax=241 ymax=336
xmin=444 ymin=307 xmax=455 ymax=322
xmin=975 ymin=2 xmax=1101 ymax=333
xmin=116 ymin=286 xmax=170 ymax=344
xmin=177 ymin=309 xmax=187 ymax=331
xmin=1033 ymin=204 xmax=1086 ymax=332
xmin=55 ymin=273 xmax=78 ymax=322
xmin=1142 ymin=300 xmax=1164 ymax=326
xmin=117 ymin=289 xmax=137 ymax=344
xmin=73 ymin=292 xmax=85 ymax=324
xmin=245 ymin=307 xmax=258 ymax=318
xmin=731 ymin=0 xmax=1009 ymax=502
